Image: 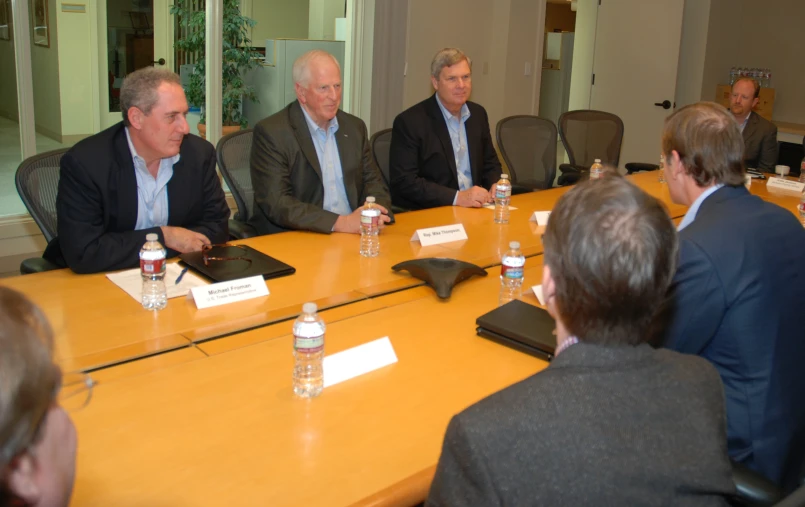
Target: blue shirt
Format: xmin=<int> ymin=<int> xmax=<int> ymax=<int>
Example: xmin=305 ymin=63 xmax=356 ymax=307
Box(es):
xmin=678 ymin=184 xmax=724 ymax=231
xmin=125 ymin=128 xmax=178 ymax=230
xmin=435 ymin=94 xmax=472 ymax=205
xmin=300 ymin=106 xmax=352 ymax=217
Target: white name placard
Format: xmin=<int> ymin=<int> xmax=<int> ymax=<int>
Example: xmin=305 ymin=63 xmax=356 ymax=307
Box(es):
xmin=529 ymin=211 xmax=551 ymax=226
xmin=532 ymin=285 xmax=546 ymax=305
xmin=767 ymin=177 xmax=805 ymax=194
xmin=190 ymin=275 xmax=269 ymax=309
xmin=324 ymin=337 xmax=398 ymax=388
xmin=410 ymin=224 xmax=468 ymax=247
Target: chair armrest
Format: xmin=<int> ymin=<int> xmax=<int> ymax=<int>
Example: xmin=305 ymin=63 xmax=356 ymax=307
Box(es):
xmin=558 ymin=163 xmax=586 ymax=174
xmin=228 ymin=219 xmax=258 ymax=240
xmin=20 ymin=257 xmax=63 ymax=275
xmin=624 ymin=162 xmax=660 ymax=174
xmin=730 ymin=459 xmax=782 ymax=507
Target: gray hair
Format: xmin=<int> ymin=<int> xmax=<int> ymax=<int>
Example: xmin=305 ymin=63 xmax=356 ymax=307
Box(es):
xmin=430 ymin=48 xmax=472 ymax=80
xmin=120 ymin=67 xmax=182 ymax=126
xmin=292 ymin=50 xmax=341 ymax=87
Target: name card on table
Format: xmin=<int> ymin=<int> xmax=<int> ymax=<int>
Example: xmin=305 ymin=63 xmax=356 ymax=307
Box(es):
xmin=531 ymin=285 xmax=546 ymax=305
xmin=767 ymin=177 xmax=805 ymax=194
xmin=529 ymin=211 xmax=551 ymax=226
xmin=410 ymin=224 xmax=468 ymax=247
xmin=190 ymin=275 xmax=269 ymax=309
xmin=324 ymin=337 xmax=398 ymax=388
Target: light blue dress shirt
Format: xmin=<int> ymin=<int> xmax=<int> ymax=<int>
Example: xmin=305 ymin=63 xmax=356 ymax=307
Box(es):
xmin=435 ymin=95 xmax=472 ymax=205
xmin=300 ymin=106 xmax=352 ymax=217
xmin=677 ymin=184 xmax=724 ymax=231
xmin=125 ymin=128 xmax=179 ymax=230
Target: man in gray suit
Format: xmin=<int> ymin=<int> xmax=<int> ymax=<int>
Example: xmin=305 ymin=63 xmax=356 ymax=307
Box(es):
xmin=427 ymin=176 xmax=736 ymax=506
xmin=249 ymin=50 xmax=392 ymax=235
xmin=730 ymin=77 xmax=778 ymax=172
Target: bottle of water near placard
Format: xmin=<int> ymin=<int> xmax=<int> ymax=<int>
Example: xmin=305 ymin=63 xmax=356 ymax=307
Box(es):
xmin=494 ymin=174 xmax=512 ymax=224
xmin=799 ymin=156 xmax=805 ymax=184
xmin=293 ymin=302 xmax=325 ymax=398
xmin=499 ymin=241 xmax=525 ymax=306
xmin=799 ymin=191 xmax=805 ymax=227
xmin=139 ymin=233 xmax=167 ymax=311
xmin=360 ymin=196 xmax=381 ymax=257
xmin=590 ymin=159 xmax=604 ymax=180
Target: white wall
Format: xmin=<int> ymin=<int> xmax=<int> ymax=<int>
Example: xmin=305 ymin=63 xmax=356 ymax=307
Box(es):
xmin=249 ymin=0 xmax=309 ymax=42
xmin=700 ymin=0 xmax=743 ymax=103
xmin=674 ymin=0 xmax=710 ymax=108
xmin=567 ymin=0 xmax=597 ymax=111
xmin=31 ymin=0 xmax=61 ymax=140
xmin=309 ymin=0 xmax=346 ymax=40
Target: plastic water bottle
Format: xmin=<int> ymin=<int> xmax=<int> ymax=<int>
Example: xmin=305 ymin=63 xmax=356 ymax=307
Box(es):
xmin=494 ymin=174 xmax=512 ymax=224
xmin=360 ymin=196 xmax=381 ymax=257
xmin=799 ymin=156 xmax=805 ymax=183
xmin=799 ymin=192 xmax=805 ymax=227
xmin=139 ymin=233 xmax=167 ymax=310
xmin=499 ymin=241 xmax=525 ymax=306
xmin=590 ymin=159 xmax=604 ymax=180
xmin=729 ymin=67 xmax=737 ymax=85
xmin=293 ymin=302 xmax=325 ymax=398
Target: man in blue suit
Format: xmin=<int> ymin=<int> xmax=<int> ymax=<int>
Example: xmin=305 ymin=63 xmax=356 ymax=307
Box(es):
xmin=662 ymin=102 xmax=805 ymax=493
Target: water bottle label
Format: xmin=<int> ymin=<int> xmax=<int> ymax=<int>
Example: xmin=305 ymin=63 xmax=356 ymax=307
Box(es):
xmin=495 ymin=188 xmax=511 ymax=199
xmin=295 ymin=334 xmax=324 ymax=353
xmin=501 ymin=265 xmax=524 ymax=279
xmin=360 ymin=214 xmax=379 ymax=226
xmin=140 ymin=258 xmax=165 ymax=274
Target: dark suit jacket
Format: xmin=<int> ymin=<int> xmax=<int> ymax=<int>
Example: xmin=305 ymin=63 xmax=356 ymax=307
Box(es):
xmin=248 ymin=101 xmax=392 ymax=235
xmin=44 ymin=122 xmax=229 ymax=274
xmin=742 ymin=112 xmax=778 ymax=172
xmin=389 ymin=95 xmax=502 ymax=210
xmin=427 ymin=343 xmax=735 ymax=506
xmin=663 ymin=185 xmax=805 ymax=492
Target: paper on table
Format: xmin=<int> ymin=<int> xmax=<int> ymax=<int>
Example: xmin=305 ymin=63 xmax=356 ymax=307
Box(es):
xmin=483 ymin=203 xmax=518 ymax=210
xmin=106 ymin=263 xmax=208 ymax=303
xmin=529 ymin=211 xmax=551 ymax=226
xmin=323 ymin=337 xmax=398 ymax=388
xmin=532 ymin=285 xmax=545 ymax=305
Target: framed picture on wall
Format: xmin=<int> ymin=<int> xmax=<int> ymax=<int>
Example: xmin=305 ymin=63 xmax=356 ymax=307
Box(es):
xmin=31 ymin=0 xmax=48 ymax=47
xmin=0 ymin=0 xmax=11 ymax=41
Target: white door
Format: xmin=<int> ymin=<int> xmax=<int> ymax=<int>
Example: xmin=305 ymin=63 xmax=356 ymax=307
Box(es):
xmin=589 ymin=0 xmax=684 ymax=167
xmin=98 ymin=0 xmax=173 ymax=129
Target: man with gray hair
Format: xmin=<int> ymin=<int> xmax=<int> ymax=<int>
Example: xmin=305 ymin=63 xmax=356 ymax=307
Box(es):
xmin=249 ymin=49 xmax=392 ymax=235
xmin=389 ymin=47 xmax=502 ymax=210
xmin=44 ymin=66 xmax=229 ymax=273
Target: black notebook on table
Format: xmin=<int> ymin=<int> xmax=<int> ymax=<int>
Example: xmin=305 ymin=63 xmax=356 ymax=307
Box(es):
xmin=179 ymin=244 xmax=295 ymax=283
xmin=476 ymin=299 xmax=557 ymax=361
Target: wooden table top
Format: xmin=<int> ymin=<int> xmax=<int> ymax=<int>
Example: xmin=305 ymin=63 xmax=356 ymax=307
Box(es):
xmin=70 ymin=260 xmax=549 ymax=507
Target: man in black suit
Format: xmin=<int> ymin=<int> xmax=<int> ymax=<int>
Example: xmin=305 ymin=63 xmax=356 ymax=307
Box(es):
xmin=428 ymin=176 xmax=735 ymax=506
xmin=389 ymin=48 xmax=502 ymax=210
xmin=730 ymin=77 xmax=778 ymax=171
xmin=249 ymin=50 xmax=392 ymax=235
xmin=45 ymin=67 xmax=229 ymax=274
xmin=663 ymin=102 xmax=805 ymax=493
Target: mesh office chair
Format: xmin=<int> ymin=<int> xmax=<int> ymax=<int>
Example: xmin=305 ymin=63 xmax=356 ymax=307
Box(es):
xmin=557 ymin=110 xmax=624 ymax=186
xmin=496 ymin=115 xmax=558 ymax=191
xmin=369 ymin=128 xmax=407 ymax=214
xmin=15 ymin=149 xmax=68 ymax=274
xmin=216 ymin=129 xmax=257 ymax=239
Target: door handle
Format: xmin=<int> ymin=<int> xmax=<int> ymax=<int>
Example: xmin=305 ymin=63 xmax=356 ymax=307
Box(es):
xmin=153 ymin=58 xmax=166 ymax=66
xmin=654 ymin=100 xmax=672 ymax=110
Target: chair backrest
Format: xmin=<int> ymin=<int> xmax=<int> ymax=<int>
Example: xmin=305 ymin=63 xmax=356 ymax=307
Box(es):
xmin=369 ymin=128 xmax=393 ymax=188
xmin=496 ymin=115 xmax=558 ymax=190
xmin=15 ymin=149 xmax=68 ymax=242
xmin=216 ymin=129 xmax=254 ymax=222
xmin=558 ymin=110 xmax=624 ymax=169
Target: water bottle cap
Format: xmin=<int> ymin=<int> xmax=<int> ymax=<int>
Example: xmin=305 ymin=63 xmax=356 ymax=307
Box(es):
xmin=594 ymin=159 xmax=602 ymax=163
xmin=509 ymin=241 xmax=520 ymax=249
xmin=366 ymin=196 xmax=376 ymax=203
xmin=302 ymin=302 xmax=317 ymax=314
xmin=500 ymin=174 xmax=509 ymax=179
xmin=146 ymin=233 xmax=158 ymax=241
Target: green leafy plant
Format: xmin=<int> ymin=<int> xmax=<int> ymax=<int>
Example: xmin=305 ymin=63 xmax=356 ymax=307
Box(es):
xmin=170 ymin=0 xmax=261 ymax=128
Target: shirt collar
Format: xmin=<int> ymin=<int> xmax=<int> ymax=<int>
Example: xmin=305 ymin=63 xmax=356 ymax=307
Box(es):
xmin=124 ymin=127 xmax=181 ymax=167
xmin=738 ymin=111 xmax=752 ymax=132
xmin=678 ymin=183 xmax=724 ymax=231
xmin=434 ymin=93 xmax=470 ymax=123
xmin=300 ymin=103 xmax=339 ymax=134
xmin=555 ymin=335 xmax=579 ymax=357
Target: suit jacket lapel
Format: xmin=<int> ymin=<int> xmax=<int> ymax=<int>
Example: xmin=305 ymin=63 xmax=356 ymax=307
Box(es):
xmin=743 ymin=112 xmax=758 ymax=144
xmin=112 ymin=126 xmax=139 ymax=231
xmin=289 ymin=100 xmax=323 ymax=182
xmin=167 ymin=147 xmax=186 ymax=226
xmin=465 ymin=107 xmax=481 ymax=184
xmin=426 ymin=95 xmax=458 ymax=181
xmin=334 ymin=112 xmax=359 ymax=209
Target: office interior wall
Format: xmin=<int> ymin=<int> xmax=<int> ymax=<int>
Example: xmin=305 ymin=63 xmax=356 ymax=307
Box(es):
xmin=502 ymin=0 xmax=542 ymax=120
xmin=31 ymin=0 xmax=61 ymax=140
xmin=567 ymin=0 xmax=597 ymax=111
xmin=0 ymin=35 xmax=19 ymax=121
xmin=309 ymin=0 xmax=346 ymax=40
xmin=674 ymin=0 xmax=710 ymax=109
xmin=56 ymin=4 xmax=94 ymax=139
xmin=700 ymin=0 xmax=743 ymax=104
xmin=249 ymin=0 xmax=309 ymax=43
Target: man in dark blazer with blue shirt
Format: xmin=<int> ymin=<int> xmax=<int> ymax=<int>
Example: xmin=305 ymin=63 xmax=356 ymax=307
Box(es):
xmin=662 ymin=102 xmax=805 ymax=493
xmin=389 ymin=48 xmax=502 ymax=210
xmin=45 ymin=67 xmax=229 ymax=274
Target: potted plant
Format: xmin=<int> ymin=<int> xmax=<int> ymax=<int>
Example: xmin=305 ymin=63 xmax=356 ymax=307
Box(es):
xmin=171 ymin=0 xmax=261 ymax=138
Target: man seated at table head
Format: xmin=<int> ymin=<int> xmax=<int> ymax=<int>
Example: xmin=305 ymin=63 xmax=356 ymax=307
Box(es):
xmin=427 ymin=176 xmax=735 ymax=506
xmin=661 ymin=102 xmax=805 ymax=492
xmin=730 ymin=77 xmax=778 ymax=172
xmin=0 ymin=287 xmax=77 ymax=507
xmin=44 ymin=67 xmax=230 ymax=274
xmin=248 ymin=50 xmax=392 ymax=235
xmin=389 ymin=48 xmax=503 ymax=211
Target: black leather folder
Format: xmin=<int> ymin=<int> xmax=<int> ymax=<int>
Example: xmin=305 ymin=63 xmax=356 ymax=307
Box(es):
xmin=179 ymin=244 xmax=295 ymax=283
xmin=476 ymin=299 xmax=557 ymax=361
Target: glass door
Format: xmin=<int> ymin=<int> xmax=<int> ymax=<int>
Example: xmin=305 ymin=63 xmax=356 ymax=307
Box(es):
xmin=98 ymin=0 xmax=172 ymax=129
